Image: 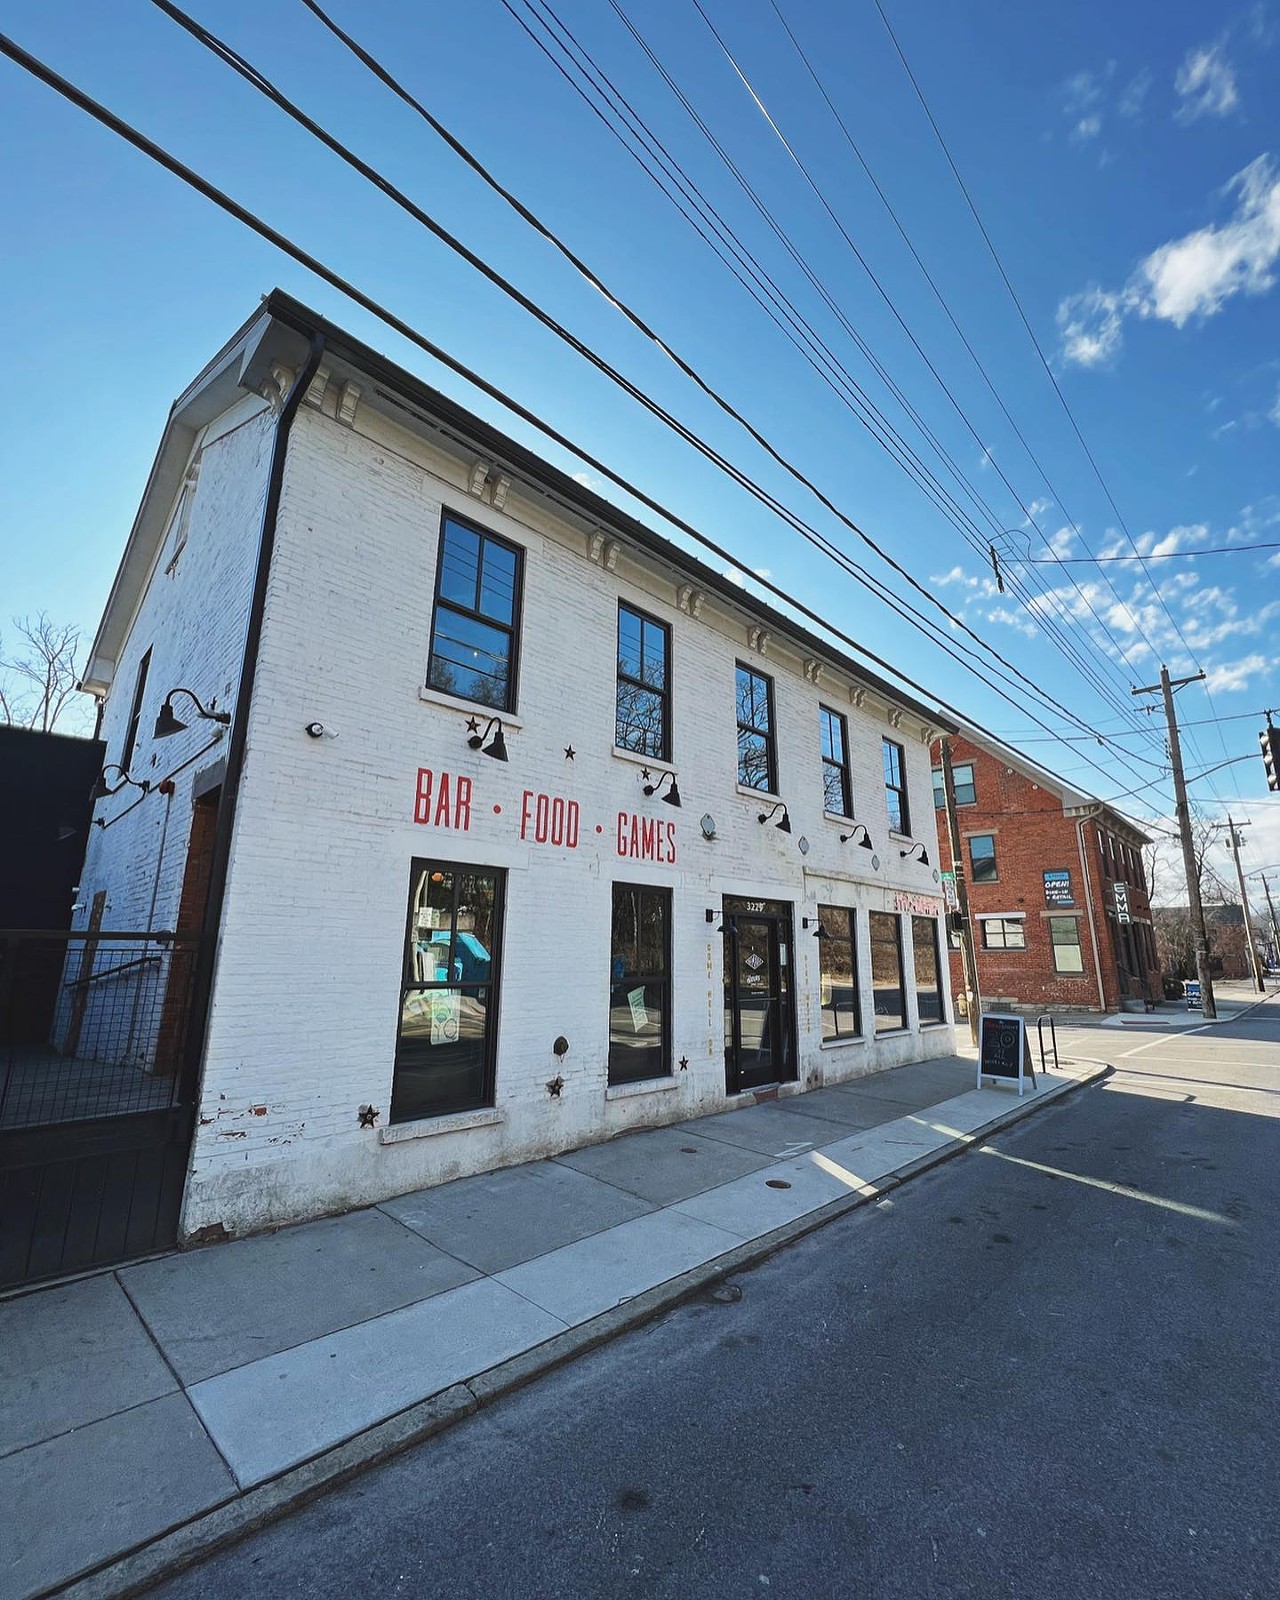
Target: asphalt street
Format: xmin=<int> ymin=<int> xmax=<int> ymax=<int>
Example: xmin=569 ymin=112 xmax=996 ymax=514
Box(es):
xmin=151 ymin=999 xmax=1280 ymax=1600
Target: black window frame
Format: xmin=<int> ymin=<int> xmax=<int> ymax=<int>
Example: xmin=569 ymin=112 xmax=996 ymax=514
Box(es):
xmin=1049 ymin=915 xmax=1085 ymax=974
xmin=932 ymin=761 xmax=976 ymax=808
xmin=819 ymin=706 xmax=853 ymax=817
xmin=818 ymin=904 xmax=861 ymax=1040
xmin=968 ymin=833 xmax=998 ymax=884
xmin=883 ymin=738 xmax=910 ymax=835
xmin=981 ymin=917 xmax=1027 ymax=950
xmin=425 ymin=509 xmax=524 ymax=714
xmin=119 ymin=647 xmax=151 ymax=776
xmin=736 ymin=662 xmax=778 ymax=793
xmin=911 ymin=914 xmax=946 ymax=1025
xmin=608 ymin=882 xmax=673 ymax=1086
xmin=615 ymin=602 xmax=672 ymax=762
xmin=392 ymin=858 xmax=506 ymax=1122
xmin=868 ymin=910 xmax=907 ymax=1033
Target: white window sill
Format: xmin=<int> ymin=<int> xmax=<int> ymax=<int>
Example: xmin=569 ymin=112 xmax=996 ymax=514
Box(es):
xmin=820 ymin=1034 xmax=866 ymax=1050
xmin=888 ymin=831 xmax=912 ymax=844
xmin=736 ymin=783 xmax=781 ymax=803
xmin=611 ymin=746 xmax=675 ymax=773
xmin=418 ymin=685 xmax=524 ymax=729
xmin=872 ymin=1027 xmax=911 ymax=1039
xmin=379 ymin=1106 xmax=504 ymax=1144
xmin=605 ymin=1076 xmax=679 ymax=1101
xmin=823 ymin=809 xmax=856 ymax=826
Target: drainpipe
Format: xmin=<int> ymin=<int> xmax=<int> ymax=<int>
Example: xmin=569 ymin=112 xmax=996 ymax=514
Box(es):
xmin=1075 ymin=812 xmax=1108 ymax=1014
xmin=176 ymin=326 xmax=326 ymax=1131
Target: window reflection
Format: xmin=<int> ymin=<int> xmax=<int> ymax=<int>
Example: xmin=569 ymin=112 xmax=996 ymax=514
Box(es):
xmin=609 ymin=885 xmax=671 ymax=1085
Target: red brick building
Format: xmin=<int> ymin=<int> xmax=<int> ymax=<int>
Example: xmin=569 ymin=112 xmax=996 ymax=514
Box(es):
xmin=930 ymin=730 xmax=1161 ymax=1016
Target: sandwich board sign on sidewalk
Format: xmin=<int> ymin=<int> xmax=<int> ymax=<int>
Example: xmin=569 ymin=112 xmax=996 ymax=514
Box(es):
xmin=977 ymin=1013 xmax=1037 ymax=1096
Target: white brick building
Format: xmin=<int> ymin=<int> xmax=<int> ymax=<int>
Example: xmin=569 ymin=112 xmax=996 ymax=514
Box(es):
xmin=78 ymin=292 xmax=956 ymax=1240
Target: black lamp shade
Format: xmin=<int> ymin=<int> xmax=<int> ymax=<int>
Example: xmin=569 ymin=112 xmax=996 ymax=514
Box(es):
xmin=484 ymin=726 xmax=509 ymax=762
xmin=918 ymin=846 xmax=930 ymax=866
xmin=858 ymin=833 xmax=874 ymax=850
xmin=661 ymin=777 xmax=682 ymax=807
xmin=776 ymin=809 xmax=792 ymax=834
xmin=154 ymin=702 xmax=187 ymax=739
xmin=90 ymin=774 xmax=112 ymax=801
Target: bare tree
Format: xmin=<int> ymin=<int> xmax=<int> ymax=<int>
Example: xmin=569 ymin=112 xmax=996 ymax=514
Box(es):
xmin=0 ymin=614 xmax=91 ymax=733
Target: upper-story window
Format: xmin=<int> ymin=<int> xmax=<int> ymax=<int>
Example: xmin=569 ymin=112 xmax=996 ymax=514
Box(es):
xmin=426 ymin=513 xmax=523 ymax=712
xmin=736 ymin=664 xmax=777 ymax=792
xmin=616 ymin=603 xmax=670 ymax=761
xmin=932 ymin=761 xmax=976 ymax=808
xmin=119 ymin=647 xmax=151 ymax=775
xmin=883 ymin=738 xmax=910 ymax=834
xmin=819 ymin=706 xmax=852 ymax=816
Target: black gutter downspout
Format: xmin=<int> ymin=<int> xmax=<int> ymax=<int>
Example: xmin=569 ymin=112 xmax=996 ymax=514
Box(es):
xmin=176 ymin=326 xmax=325 ymax=1177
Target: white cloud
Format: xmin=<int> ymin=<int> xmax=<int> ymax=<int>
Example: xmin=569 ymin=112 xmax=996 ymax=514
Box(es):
xmin=1073 ymin=113 xmax=1103 ymax=144
xmin=1270 ymin=386 xmax=1280 ymax=426
xmin=1117 ymin=68 xmax=1153 ymax=119
xmin=1175 ymin=43 xmax=1239 ymax=122
xmin=721 ymin=567 xmax=746 ymax=588
xmin=1056 ymin=286 xmax=1125 ymax=367
xmin=933 ymin=565 xmax=981 ymax=589
xmin=572 ymin=470 xmax=602 ymax=491
xmin=1204 ymin=652 xmax=1269 ymax=691
xmin=1058 ymin=155 xmax=1280 ymax=364
xmin=754 ymin=566 xmax=773 ymax=580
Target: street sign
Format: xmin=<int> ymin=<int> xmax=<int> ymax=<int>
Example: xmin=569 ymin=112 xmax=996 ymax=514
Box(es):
xmin=1043 ymin=869 xmax=1074 ymax=907
xmin=977 ymin=1013 xmax=1036 ymax=1096
xmin=940 ymin=870 xmax=958 ymax=909
xmin=1114 ymin=882 xmax=1132 ymax=924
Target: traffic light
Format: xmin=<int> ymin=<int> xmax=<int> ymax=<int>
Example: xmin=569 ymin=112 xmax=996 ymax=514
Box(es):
xmin=1262 ymin=725 xmax=1280 ymax=792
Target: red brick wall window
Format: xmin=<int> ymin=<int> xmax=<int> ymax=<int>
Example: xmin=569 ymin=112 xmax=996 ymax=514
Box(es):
xmin=981 ymin=916 xmax=1026 ymax=950
xmin=818 ymin=905 xmax=860 ymax=1039
xmin=1049 ymin=916 xmax=1085 ymax=974
xmin=968 ymin=833 xmax=998 ymax=883
xmin=931 ymin=762 xmax=975 ymax=808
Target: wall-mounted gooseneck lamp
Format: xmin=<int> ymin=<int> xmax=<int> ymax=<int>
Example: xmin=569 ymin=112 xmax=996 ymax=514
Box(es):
xmin=153 ymin=688 xmax=231 ymax=740
xmin=840 ymin=823 xmax=874 ymax=850
xmin=466 ymin=716 xmax=509 ymax=762
xmin=757 ymin=801 xmax=792 ymax=834
xmin=900 ymin=841 xmax=930 ymax=866
xmin=90 ymin=764 xmax=151 ymax=802
xmin=801 ymin=917 xmax=829 ymax=938
xmin=643 ymin=770 xmax=682 ymax=808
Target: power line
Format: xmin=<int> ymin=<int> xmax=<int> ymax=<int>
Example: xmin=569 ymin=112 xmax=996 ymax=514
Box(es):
xmin=599 ymin=0 xmax=1156 ymax=732
xmin=149 ymin=0 xmax=1150 ymax=757
xmin=691 ymin=0 xmax=1164 ymax=716
xmin=495 ymin=0 xmax=1157 ymax=738
xmin=0 ymin=26 xmax=1163 ymax=799
xmin=1020 ymin=543 xmax=1280 ymax=563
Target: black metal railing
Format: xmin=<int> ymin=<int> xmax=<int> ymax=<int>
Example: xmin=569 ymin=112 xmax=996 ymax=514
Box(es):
xmin=0 ymin=930 xmax=201 ymax=1130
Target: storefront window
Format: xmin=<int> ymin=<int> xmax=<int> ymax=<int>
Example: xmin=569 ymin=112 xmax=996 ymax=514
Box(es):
xmin=393 ymin=861 xmax=503 ymax=1121
xmin=912 ymin=915 xmax=945 ymax=1024
xmin=818 ymin=905 xmax=860 ymax=1039
xmin=609 ymin=885 xmax=671 ymax=1084
xmin=869 ymin=911 xmax=906 ymax=1032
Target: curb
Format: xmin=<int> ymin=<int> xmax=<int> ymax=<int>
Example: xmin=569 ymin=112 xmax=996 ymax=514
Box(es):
xmin=52 ymin=1060 xmax=1110 ymax=1600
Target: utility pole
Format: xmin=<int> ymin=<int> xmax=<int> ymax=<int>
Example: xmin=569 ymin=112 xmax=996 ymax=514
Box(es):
xmin=1227 ymin=818 xmax=1266 ymax=993
xmin=939 ymin=735 xmax=981 ymax=1046
xmin=1256 ymin=873 xmax=1280 ymax=975
xmin=1132 ymin=667 xmax=1216 ymax=1019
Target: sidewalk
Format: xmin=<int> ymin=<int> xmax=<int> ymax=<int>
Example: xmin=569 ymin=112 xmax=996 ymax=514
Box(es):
xmin=1 ymin=1050 xmax=1104 ymax=1600
xmin=1066 ymin=979 xmax=1280 ymax=1031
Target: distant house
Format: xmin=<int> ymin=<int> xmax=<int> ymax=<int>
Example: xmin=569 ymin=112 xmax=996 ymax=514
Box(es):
xmin=1153 ymin=902 xmax=1251 ymax=981
xmin=931 ymin=727 xmax=1160 ymax=1015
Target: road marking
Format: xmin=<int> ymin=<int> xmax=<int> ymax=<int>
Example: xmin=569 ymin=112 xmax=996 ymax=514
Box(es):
xmin=977 ymin=1146 xmax=1235 ymax=1225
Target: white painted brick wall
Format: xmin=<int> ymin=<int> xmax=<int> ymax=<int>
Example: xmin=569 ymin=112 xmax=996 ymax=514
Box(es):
xmin=176 ymin=398 xmax=954 ymax=1235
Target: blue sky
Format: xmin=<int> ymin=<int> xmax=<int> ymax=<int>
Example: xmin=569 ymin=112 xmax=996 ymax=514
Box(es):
xmin=1 ymin=0 xmax=1278 ymax=882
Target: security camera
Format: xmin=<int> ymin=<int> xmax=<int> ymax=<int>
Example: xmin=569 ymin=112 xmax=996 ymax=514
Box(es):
xmin=304 ymin=722 xmax=338 ymax=740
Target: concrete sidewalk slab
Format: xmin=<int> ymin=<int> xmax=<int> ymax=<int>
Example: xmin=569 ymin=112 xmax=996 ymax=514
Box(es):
xmin=492 ymin=1208 xmax=740 ymax=1325
xmin=120 ymin=1207 xmax=480 ymax=1385
xmin=671 ymin=1151 xmax=862 ymax=1239
xmin=380 ymin=1159 xmax=655 ymax=1274
xmin=0 ymin=1050 xmax=1110 ymax=1600
xmin=187 ymin=1278 xmax=564 ymax=1488
xmin=676 ymin=1102 xmax=859 ymax=1156
xmin=0 ymin=1392 xmax=235 ymax=1600
xmin=554 ymin=1125 xmax=773 ymax=1205
xmin=0 ymin=1273 xmax=177 ymax=1456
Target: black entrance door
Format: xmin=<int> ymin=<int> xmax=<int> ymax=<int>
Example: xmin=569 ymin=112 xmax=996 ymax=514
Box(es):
xmin=723 ymin=897 xmax=796 ymax=1094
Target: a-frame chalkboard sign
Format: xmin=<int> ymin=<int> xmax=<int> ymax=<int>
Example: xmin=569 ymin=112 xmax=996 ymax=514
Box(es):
xmin=977 ymin=1013 xmax=1037 ymax=1095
